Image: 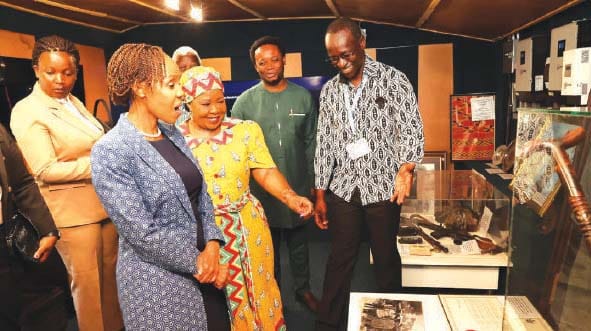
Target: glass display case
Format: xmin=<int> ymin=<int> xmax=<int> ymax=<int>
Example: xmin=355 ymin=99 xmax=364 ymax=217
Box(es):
xmin=397 ymin=170 xmax=511 ymax=290
xmin=506 ymin=108 xmax=591 ymax=330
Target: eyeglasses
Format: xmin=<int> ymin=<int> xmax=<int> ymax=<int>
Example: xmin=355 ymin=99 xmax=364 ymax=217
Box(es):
xmin=325 ymin=51 xmax=355 ymax=64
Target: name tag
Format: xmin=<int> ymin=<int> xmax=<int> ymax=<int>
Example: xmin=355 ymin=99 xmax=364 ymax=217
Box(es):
xmin=346 ymin=138 xmax=371 ymax=160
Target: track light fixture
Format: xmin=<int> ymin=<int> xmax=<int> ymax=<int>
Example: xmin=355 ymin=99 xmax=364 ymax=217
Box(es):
xmin=190 ymin=1 xmax=203 ymax=22
xmin=165 ymin=0 xmax=180 ymax=11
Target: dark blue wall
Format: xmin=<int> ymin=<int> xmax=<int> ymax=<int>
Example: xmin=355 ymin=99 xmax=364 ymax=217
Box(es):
xmin=518 ymin=0 xmax=591 ymax=40
xmin=116 ymin=19 xmax=499 ymax=99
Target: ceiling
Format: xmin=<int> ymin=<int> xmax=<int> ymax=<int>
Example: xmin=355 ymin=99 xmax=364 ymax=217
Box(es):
xmin=0 ymin=0 xmax=583 ymax=41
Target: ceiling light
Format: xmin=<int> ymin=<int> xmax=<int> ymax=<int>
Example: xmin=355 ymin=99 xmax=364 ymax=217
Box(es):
xmin=165 ymin=0 xmax=179 ymax=11
xmin=190 ymin=5 xmax=203 ymax=21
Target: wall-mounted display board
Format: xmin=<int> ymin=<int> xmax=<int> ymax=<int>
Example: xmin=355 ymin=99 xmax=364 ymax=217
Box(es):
xmin=561 ymin=47 xmax=591 ymax=105
xmin=548 ymin=23 xmax=578 ymax=91
xmin=450 ymin=94 xmax=495 ymax=161
xmin=515 ymin=36 xmax=549 ymax=92
xmin=515 ymin=38 xmax=533 ymax=92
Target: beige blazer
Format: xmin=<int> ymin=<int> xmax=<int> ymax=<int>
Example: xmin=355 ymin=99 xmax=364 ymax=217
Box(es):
xmin=10 ymin=83 xmax=108 ymax=228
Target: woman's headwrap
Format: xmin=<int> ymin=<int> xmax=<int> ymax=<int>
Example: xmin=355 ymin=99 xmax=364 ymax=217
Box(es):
xmin=180 ymin=66 xmax=224 ymax=103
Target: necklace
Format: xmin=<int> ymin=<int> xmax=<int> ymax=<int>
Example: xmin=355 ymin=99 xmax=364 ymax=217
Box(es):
xmin=137 ymin=127 xmax=162 ymax=138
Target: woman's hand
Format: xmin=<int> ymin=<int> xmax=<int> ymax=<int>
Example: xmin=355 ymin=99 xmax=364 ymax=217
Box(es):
xmin=213 ymin=264 xmax=229 ymax=289
xmin=194 ymin=241 xmax=220 ymax=283
xmin=34 ymin=235 xmax=58 ymax=263
xmin=285 ymin=191 xmax=314 ymax=219
xmin=252 ymin=168 xmax=314 ymax=219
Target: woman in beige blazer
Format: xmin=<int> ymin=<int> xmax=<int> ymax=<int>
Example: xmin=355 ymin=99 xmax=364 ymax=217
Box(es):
xmin=10 ymin=35 xmax=123 ymax=331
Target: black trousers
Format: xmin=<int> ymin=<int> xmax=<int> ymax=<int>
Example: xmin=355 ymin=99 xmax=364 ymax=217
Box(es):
xmin=199 ymin=283 xmax=231 ymax=330
xmin=0 ymin=225 xmax=69 ymax=331
xmin=271 ymin=222 xmax=312 ymax=295
xmin=316 ymin=190 xmax=402 ymax=331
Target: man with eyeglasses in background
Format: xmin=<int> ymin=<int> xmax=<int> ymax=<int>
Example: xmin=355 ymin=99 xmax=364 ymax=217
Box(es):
xmin=314 ymin=17 xmax=424 ymax=331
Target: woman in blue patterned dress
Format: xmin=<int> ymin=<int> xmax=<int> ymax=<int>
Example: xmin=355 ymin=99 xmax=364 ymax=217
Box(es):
xmin=91 ymin=43 xmax=230 ymax=330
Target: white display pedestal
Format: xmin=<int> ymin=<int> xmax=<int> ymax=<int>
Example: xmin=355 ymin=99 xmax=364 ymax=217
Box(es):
xmin=401 ymin=252 xmax=509 ymax=289
xmin=371 ymin=246 xmax=509 ymax=289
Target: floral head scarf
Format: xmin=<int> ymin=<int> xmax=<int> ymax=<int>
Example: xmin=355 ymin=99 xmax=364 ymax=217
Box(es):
xmin=179 ymin=66 xmax=224 ymax=103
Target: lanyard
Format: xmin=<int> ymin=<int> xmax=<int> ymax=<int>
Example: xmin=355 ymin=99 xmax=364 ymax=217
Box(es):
xmin=343 ymin=77 xmax=365 ymax=136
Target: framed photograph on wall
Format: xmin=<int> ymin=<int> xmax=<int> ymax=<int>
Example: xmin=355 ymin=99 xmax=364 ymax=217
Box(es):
xmin=450 ymin=94 xmax=496 ymax=161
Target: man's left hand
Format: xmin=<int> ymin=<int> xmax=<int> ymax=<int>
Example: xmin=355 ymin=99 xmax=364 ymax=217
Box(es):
xmin=390 ymin=163 xmax=415 ymax=205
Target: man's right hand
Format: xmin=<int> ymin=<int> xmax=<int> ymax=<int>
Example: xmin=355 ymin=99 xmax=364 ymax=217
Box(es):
xmin=314 ymin=189 xmax=329 ymax=230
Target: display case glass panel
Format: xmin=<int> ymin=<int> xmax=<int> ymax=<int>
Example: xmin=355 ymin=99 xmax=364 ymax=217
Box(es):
xmin=507 ymin=108 xmax=591 ymax=329
xmin=398 ymin=170 xmax=510 ymax=290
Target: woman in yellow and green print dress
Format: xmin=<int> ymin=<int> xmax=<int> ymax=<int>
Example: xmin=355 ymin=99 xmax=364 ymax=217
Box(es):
xmin=178 ymin=66 xmax=314 ymax=331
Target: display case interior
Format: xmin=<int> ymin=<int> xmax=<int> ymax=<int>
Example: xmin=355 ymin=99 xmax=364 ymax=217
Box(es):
xmin=507 ymin=108 xmax=591 ymax=330
xmin=402 ymin=170 xmax=511 ymax=255
xmin=398 ymin=170 xmax=511 ymax=290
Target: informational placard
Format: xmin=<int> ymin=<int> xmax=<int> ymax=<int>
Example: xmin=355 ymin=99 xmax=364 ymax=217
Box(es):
xmin=515 ymin=38 xmax=533 ymax=91
xmin=534 ymin=75 xmax=544 ymax=91
xmin=441 ymin=295 xmax=504 ymax=330
xmin=451 ymin=94 xmax=496 ymax=160
xmin=439 ymin=295 xmax=552 ymax=331
xmin=470 ymin=96 xmax=495 ymax=121
xmin=478 ymin=207 xmax=493 ymax=235
xmin=562 ymin=47 xmax=591 ymax=105
xmin=548 ymin=22 xmax=578 ymax=91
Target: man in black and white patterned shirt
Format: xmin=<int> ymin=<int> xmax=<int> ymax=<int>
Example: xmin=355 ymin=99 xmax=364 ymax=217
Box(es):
xmin=314 ymin=18 xmax=424 ymax=331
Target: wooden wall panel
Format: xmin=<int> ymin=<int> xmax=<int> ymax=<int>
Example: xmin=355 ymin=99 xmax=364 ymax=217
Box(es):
xmin=0 ymin=29 xmax=109 ymax=123
xmin=0 ymin=29 xmax=34 ymax=59
xmin=76 ymin=44 xmax=109 ymax=122
xmin=201 ymin=57 xmax=232 ymax=81
xmin=418 ymin=43 xmax=453 ymax=153
xmin=284 ymin=53 xmax=302 ymax=78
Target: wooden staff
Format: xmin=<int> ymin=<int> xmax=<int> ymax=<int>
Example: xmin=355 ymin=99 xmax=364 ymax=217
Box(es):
xmin=534 ymin=127 xmax=591 ymax=253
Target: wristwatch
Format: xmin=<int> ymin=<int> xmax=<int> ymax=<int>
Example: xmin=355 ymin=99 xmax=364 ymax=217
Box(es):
xmin=44 ymin=230 xmax=61 ymax=240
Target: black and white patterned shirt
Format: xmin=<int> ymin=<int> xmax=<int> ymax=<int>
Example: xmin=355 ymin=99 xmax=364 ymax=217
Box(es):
xmin=314 ymin=56 xmax=424 ymax=205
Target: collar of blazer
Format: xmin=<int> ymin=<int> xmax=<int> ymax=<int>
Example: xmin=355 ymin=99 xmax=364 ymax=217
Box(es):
xmin=116 ymin=115 xmax=203 ymax=220
xmin=32 ymin=83 xmax=104 ymax=141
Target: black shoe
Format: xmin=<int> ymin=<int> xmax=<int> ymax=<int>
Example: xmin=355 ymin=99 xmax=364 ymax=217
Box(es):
xmin=296 ymin=290 xmax=319 ymax=313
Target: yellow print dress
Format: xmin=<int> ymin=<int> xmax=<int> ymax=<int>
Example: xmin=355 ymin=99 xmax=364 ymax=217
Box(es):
xmin=180 ymin=118 xmax=286 ymax=331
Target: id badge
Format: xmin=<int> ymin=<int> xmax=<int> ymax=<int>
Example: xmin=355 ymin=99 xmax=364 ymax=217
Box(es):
xmin=346 ymin=138 xmax=371 ymax=160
